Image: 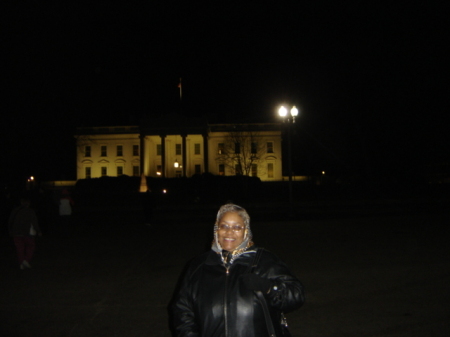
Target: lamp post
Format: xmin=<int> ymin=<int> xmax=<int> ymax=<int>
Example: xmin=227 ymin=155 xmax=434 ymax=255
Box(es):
xmin=26 ymin=176 xmax=35 ymax=191
xmin=174 ymin=159 xmax=182 ymax=178
xmin=278 ymin=105 xmax=299 ymax=215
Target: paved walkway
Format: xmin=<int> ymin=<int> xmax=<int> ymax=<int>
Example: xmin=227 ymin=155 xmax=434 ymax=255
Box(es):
xmin=1 ymin=201 xmax=449 ymax=336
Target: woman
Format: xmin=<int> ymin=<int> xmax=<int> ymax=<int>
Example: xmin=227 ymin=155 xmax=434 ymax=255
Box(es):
xmin=171 ymin=203 xmax=304 ymax=337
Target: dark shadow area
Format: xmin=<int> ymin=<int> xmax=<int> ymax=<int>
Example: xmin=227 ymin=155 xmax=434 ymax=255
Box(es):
xmin=1 ymin=176 xmax=449 ymax=336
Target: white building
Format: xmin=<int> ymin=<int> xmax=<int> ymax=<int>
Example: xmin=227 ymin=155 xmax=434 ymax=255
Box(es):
xmin=76 ymin=119 xmax=283 ymax=181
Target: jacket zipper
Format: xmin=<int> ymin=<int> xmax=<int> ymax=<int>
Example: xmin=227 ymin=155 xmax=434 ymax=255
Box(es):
xmin=224 ymin=265 xmax=230 ymax=337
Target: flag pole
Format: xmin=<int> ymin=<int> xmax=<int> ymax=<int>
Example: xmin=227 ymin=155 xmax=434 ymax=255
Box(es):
xmin=178 ymin=77 xmax=182 ymax=114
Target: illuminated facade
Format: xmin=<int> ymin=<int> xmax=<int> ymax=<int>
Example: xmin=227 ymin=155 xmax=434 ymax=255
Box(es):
xmin=76 ymin=121 xmax=283 ymax=181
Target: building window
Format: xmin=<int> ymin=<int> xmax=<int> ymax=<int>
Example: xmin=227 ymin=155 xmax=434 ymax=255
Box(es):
xmin=117 ymin=145 xmax=123 ymax=157
xmin=156 ymin=144 xmax=161 ymax=156
xmin=133 ymin=165 xmax=139 ymax=177
xmin=85 ymin=167 xmax=91 ymax=179
xmin=268 ymin=163 xmax=274 ymax=178
xmin=235 ymin=143 xmax=241 ymax=154
xmin=267 ymin=142 xmax=274 ymax=153
xmin=176 ymin=144 xmax=181 ymax=155
xmin=101 ymin=167 xmax=107 ymax=176
xmin=218 ymin=164 xmax=225 ymax=176
xmin=251 ymin=164 xmax=257 ymax=177
xmin=101 ymin=146 xmax=107 ymax=157
xmin=175 ymin=170 xmax=182 ymax=178
xmin=133 ymin=145 xmax=139 ymax=156
xmin=195 ymin=164 xmax=201 ymax=175
xmin=85 ymin=146 xmax=91 ymax=157
xmin=251 ymin=142 xmax=257 ymax=154
xmin=194 ymin=143 xmax=201 ymax=155
xmin=218 ymin=143 xmax=225 ymax=154
xmin=156 ymin=165 xmax=162 ymax=176
xmin=117 ymin=166 xmax=123 ymax=176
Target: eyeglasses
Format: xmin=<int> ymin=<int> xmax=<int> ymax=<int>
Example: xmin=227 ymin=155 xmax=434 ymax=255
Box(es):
xmin=218 ymin=224 xmax=244 ymax=232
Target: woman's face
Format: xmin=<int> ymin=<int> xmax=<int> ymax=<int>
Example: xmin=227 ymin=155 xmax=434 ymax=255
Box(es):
xmin=217 ymin=212 xmax=245 ymax=252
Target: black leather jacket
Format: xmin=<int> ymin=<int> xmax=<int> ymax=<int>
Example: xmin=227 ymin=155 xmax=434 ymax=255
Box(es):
xmin=172 ymin=247 xmax=304 ymax=337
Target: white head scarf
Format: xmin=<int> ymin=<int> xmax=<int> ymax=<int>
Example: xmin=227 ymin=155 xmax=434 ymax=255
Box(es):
xmin=211 ymin=203 xmax=254 ymax=264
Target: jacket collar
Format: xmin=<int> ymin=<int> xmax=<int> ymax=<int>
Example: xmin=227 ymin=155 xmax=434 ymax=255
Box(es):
xmin=205 ymin=246 xmax=257 ymax=266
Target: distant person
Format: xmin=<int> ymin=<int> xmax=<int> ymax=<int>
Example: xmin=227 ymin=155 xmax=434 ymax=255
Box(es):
xmin=8 ymin=197 xmax=42 ymax=269
xmin=59 ymin=189 xmax=74 ymax=236
xmin=171 ymin=203 xmax=305 ymax=337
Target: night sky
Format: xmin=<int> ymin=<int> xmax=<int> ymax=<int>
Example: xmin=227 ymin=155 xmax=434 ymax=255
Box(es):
xmin=2 ymin=2 xmax=448 ymax=184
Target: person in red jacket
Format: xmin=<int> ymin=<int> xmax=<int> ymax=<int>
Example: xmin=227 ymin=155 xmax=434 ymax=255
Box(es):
xmin=8 ymin=197 xmax=42 ymax=269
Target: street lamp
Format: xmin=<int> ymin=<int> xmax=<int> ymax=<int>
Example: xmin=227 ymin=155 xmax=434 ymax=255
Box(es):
xmin=278 ymin=105 xmax=298 ymax=122
xmin=278 ymin=105 xmax=299 ymax=215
